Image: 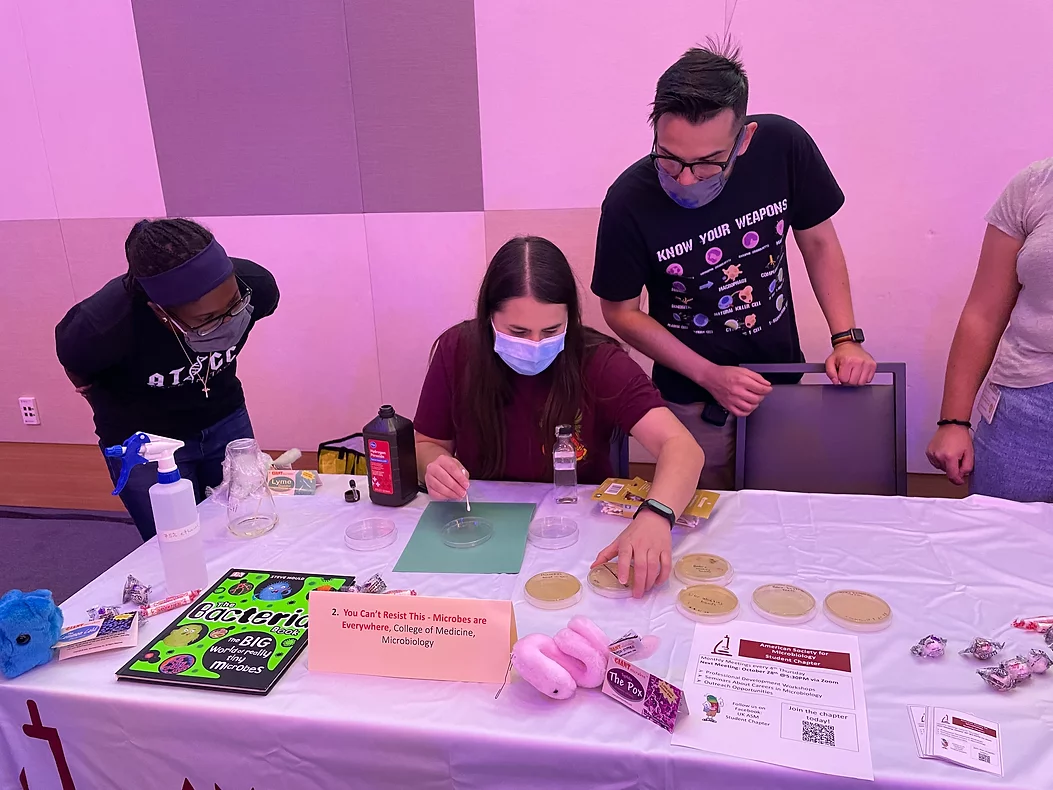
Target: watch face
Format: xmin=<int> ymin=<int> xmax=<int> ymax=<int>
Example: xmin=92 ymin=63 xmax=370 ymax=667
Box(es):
xmin=647 ymin=500 xmax=674 ymax=516
xmin=851 ymin=328 xmax=865 ymax=343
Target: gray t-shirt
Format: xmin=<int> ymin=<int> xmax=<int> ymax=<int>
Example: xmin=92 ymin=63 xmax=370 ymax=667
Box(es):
xmin=985 ymin=157 xmax=1053 ymax=388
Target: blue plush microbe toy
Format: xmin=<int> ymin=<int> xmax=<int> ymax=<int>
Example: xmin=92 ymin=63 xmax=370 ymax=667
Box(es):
xmin=0 ymin=589 xmax=63 ymax=679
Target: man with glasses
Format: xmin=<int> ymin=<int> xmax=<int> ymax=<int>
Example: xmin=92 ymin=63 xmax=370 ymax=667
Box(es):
xmin=592 ymin=43 xmax=875 ymax=489
xmin=56 ymin=218 xmax=279 ymax=539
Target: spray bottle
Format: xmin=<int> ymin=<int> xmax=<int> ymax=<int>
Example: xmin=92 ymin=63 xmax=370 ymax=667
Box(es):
xmin=105 ymin=432 xmax=208 ymax=594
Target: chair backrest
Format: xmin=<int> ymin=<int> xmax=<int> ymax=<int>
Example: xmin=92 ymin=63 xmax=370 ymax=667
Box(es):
xmin=609 ymin=428 xmax=630 ymax=479
xmin=734 ymin=363 xmax=907 ymax=496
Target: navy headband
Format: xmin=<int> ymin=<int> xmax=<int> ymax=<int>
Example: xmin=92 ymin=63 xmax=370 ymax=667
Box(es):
xmin=137 ymin=239 xmax=234 ymax=307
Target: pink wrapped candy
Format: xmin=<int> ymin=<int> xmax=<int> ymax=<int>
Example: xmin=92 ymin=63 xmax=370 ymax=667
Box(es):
xmin=1027 ymin=649 xmax=1052 ymax=674
xmin=959 ymin=637 xmax=1004 ymax=661
xmin=977 ymin=665 xmax=1016 ymax=692
xmin=1001 ymin=656 xmax=1032 ymax=683
xmin=910 ymin=634 xmax=947 ymax=658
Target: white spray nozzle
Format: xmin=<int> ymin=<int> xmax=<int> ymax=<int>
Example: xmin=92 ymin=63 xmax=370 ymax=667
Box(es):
xmin=139 ymin=434 xmax=185 ymax=473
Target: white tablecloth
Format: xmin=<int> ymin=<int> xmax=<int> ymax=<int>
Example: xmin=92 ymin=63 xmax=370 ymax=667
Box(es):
xmin=2 ymin=478 xmax=1052 ymax=790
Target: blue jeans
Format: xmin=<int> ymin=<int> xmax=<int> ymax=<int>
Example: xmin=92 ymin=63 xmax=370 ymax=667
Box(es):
xmin=971 ymin=382 xmax=1053 ymax=503
xmin=103 ymin=407 xmax=255 ymax=540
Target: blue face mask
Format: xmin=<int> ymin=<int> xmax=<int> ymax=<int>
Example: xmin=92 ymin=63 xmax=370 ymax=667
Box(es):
xmin=492 ymin=324 xmax=566 ymax=376
xmin=655 ymin=128 xmax=745 ymax=209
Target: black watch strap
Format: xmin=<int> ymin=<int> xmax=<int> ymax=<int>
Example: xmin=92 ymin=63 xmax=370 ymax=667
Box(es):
xmin=831 ymin=328 xmax=865 ymax=346
xmin=633 ymin=498 xmax=676 ymax=529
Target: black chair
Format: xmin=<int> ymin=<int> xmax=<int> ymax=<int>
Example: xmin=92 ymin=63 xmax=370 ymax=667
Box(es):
xmin=734 ymin=363 xmax=907 ymax=496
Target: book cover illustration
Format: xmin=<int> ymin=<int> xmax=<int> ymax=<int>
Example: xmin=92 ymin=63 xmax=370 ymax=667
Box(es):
xmin=116 ymin=568 xmax=354 ymax=695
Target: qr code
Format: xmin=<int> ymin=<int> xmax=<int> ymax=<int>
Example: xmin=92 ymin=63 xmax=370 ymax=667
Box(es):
xmin=978 ymin=753 xmax=991 ymax=764
xmin=802 ymin=721 xmax=836 ymax=747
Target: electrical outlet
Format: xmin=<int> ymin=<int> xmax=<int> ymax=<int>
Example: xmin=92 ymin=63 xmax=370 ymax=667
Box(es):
xmin=19 ymin=397 xmax=40 ymax=425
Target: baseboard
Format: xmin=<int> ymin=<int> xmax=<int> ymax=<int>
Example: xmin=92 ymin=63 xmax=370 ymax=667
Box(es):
xmin=0 ymin=442 xmax=319 ymax=512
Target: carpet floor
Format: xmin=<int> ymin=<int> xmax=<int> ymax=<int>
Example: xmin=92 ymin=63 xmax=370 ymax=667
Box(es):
xmin=0 ymin=507 xmax=142 ymax=603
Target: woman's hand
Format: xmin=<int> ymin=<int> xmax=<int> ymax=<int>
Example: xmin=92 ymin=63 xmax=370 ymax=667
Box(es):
xmin=591 ymin=511 xmax=672 ymax=598
xmin=926 ymin=424 xmax=974 ymax=485
xmin=424 ymin=454 xmax=470 ymax=500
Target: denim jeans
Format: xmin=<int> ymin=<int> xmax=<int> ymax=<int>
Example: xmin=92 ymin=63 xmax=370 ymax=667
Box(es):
xmin=971 ymin=382 xmax=1053 ymax=503
xmin=102 ymin=407 xmax=255 ymax=540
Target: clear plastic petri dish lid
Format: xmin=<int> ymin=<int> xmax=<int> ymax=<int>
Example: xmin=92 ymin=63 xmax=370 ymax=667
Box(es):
xmin=442 ymin=517 xmax=494 ymax=548
xmin=528 ymin=516 xmax=579 ymax=550
xmin=344 ymin=518 xmax=397 ymax=551
xmin=587 ymin=563 xmax=634 ymax=598
xmin=677 ymin=584 xmax=740 ymax=624
xmin=823 ymin=589 xmax=893 ymax=633
xmin=751 ymin=583 xmax=817 ymax=625
xmin=524 ymin=571 xmax=582 ymax=610
xmin=674 ymin=553 xmax=733 ymax=586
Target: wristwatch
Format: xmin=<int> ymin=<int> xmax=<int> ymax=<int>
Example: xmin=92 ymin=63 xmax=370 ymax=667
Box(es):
xmin=831 ymin=328 xmax=865 ymax=347
xmin=633 ymin=498 xmax=676 ymax=530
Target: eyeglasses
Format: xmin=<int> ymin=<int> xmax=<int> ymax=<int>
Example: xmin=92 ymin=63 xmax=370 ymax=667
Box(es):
xmin=172 ymin=278 xmax=253 ymax=337
xmin=650 ymin=133 xmax=740 ymax=180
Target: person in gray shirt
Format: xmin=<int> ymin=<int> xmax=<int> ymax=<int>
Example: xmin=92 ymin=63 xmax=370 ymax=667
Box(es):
xmin=927 ymin=158 xmax=1053 ymax=502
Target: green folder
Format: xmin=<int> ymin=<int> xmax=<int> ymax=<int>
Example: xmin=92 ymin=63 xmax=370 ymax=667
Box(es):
xmin=393 ymin=501 xmax=537 ymax=574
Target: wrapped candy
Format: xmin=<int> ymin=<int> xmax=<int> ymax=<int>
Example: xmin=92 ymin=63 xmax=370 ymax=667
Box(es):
xmin=138 ymin=589 xmax=201 ymax=620
xmin=977 ymin=665 xmax=1016 ymax=692
xmin=122 ymin=575 xmax=151 ymax=606
xmin=1027 ymin=649 xmax=1052 ymax=674
xmin=86 ymin=605 xmax=121 ymax=622
xmin=1046 ymin=628 xmax=1053 ymax=648
xmin=355 ymin=574 xmax=388 ymax=595
xmin=1001 ymin=656 xmax=1032 ymax=683
xmin=910 ymin=634 xmax=947 ymax=658
xmin=959 ymin=637 xmax=1004 ymax=661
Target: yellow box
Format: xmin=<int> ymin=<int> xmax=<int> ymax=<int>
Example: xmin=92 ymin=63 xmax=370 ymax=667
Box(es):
xmin=591 ymin=478 xmax=719 ymax=527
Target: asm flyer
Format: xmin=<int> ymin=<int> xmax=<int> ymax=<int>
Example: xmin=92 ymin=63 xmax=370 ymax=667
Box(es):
xmin=672 ymin=621 xmax=873 ymax=781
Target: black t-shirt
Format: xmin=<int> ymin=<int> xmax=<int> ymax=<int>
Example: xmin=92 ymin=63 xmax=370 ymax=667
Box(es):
xmin=55 ymin=258 xmax=279 ymax=446
xmin=591 ymin=114 xmax=844 ymax=404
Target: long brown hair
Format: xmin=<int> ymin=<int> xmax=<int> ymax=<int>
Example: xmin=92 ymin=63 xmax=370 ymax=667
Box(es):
xmin=456 ymin=236 xmax=617 ymax=479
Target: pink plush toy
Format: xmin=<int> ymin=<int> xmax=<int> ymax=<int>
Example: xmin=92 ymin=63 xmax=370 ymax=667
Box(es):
xmin=511 ymin=616 xmax=659 ymax=700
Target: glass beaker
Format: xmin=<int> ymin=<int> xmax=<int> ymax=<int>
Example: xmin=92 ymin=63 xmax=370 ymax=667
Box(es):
xmin=224 ymin=438 xmax=278 ymax=538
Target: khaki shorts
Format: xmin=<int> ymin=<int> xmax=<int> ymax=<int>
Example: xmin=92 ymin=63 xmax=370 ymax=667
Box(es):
xmin=666 ymin=401 xmax=737 ymax=491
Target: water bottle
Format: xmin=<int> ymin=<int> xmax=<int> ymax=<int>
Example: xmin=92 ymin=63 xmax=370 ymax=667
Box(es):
xmin=553 ymin=424 xmax=578 ymax=504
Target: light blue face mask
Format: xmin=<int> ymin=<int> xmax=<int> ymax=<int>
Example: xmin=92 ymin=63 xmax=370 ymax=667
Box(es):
xmin=655 ymin=127 xmax=746 ymax=209
xmin=492 ymin=324 xmax=566 ymax=376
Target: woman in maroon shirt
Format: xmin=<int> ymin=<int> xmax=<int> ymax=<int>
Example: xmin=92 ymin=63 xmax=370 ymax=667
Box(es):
xmin=414 ymin=236 xmax=705 ymax=597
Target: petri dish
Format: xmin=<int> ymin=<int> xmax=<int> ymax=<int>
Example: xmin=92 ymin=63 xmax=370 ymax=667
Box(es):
xmin=442 ymin=517 xmax=494 ymax=549
xmin=824 ymin=590 xmax=893 ymax=632
xmin=677 ymin=584 xmax=740 ymax=624
xmin=524 ymin=571 xmax=582 ymax=610
xmin=528 ymin=516 xmax=579 ymax=550
xmin=674 ymin=553 xmax=734 ymax=586
xmin=344 ymin=518 xmax=397 ymax=551
xmin=587 ymin=562 xmax=634 ymax=598
xmin=751 ymin=583 xmax=817 ymax=625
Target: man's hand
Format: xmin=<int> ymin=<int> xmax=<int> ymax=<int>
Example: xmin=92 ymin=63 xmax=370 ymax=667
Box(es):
xmin=424 ymin=455 xmax=469 ymax=500
xmin=926 ymin=424 xmax=974 ymax=485
xmin=591 ymin=511 xmax=672 ymax=598
xmin=825 ymin=343 xmax=877 ymax=386
xmin=702 ymin=365 xmax=773 ymax=418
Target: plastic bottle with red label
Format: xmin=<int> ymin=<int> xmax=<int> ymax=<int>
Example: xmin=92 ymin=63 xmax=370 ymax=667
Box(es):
xmin=362 ymin=405 xmax=418 ymax=507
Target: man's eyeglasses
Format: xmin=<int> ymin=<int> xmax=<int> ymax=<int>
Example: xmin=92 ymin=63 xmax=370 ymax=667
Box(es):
xmin=650 ymin=130 xmax=743 ymax=180
xmin=174 ymin=278 xmax=253 ymax=337
xmin=650 ymin=149 xmax=732 ymax=181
